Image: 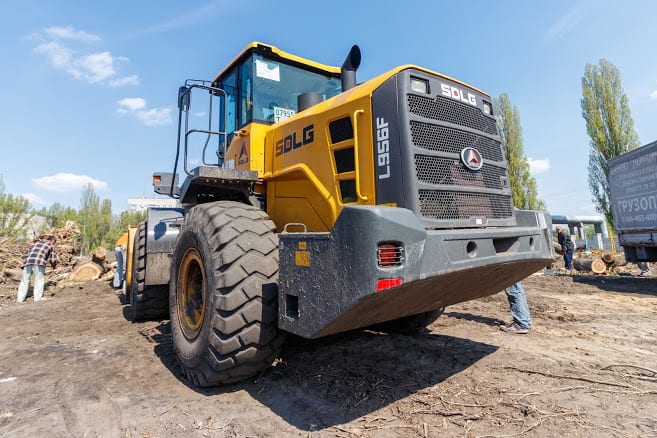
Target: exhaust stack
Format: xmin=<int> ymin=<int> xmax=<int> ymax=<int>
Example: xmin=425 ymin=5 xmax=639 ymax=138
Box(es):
xmin=341 ymin=45 xmax=361 ymax=91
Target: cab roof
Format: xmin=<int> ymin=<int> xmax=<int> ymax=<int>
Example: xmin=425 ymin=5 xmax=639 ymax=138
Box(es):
xmin=212 ymin=42 xmax=342 ymax=84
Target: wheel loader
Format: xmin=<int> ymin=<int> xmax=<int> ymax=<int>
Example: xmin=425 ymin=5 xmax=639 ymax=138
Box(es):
xmin=124 ymin=42 xmax=553 ymax=387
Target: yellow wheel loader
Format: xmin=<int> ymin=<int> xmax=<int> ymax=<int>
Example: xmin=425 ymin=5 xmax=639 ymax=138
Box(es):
xmin=124 ymin=42 xmax=552 ymax=387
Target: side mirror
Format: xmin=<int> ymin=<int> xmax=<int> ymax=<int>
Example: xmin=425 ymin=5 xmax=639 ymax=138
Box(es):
xmin=178 ymin=86 xmax=190 ymax=111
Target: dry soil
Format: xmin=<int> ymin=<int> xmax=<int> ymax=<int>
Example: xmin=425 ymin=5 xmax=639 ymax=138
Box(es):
xmin=1 ymin=271 xmax=656 ymax=437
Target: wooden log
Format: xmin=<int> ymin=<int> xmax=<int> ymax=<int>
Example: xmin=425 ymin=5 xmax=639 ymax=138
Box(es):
xmin=99 ymin=270 xmax=115 ymax=281
xmin=573 ymin=257 xmax=607 ymax=274
xmin=68 ymin=262 xmax=103 ymax=282
xmin=93 ymin=246 xmax=107 ymax=261
xmin=573 ymin=258 xmax=591 ymax=272
xmin=602 ymin=252 xmax=615 ymax=264
xmin=591 ymin=258 xmax=607 ymax=274
xmin=613 ymin=255 xmax=627 ymax=266
xmin=2 ymin=268 xmax=23 ymax=282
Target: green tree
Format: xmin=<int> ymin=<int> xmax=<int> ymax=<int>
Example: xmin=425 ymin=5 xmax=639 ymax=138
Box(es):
xmin=0 ymin=174 xmax=33 ymax=238
xmin=37 ymin=202 xmax=79 ymax=228
xmin=102 ymin=209 xmax=147 ymax=248
xmin=98 ymin=199 xmax=113 ymax=244
xmin=79 ymin=183 xmax=101 ymax=254
xmin=494 ymin=93 xmax=546 ymax=210
xmin=581 ymin=59 xmax=639 ymax=229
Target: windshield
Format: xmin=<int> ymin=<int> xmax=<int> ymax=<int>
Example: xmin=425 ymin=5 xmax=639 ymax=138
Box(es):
xmin=250 ymin=53 xmax=342 ymax=123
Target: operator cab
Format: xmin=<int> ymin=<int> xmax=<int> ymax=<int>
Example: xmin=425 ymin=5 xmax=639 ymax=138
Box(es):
xmin=161 ymin=43 xmax=345 ymax=199
xmin=213 ymin=43 xmax=342 ymax=134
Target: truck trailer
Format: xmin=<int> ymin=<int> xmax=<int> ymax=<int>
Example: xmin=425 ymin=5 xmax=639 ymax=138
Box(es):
xmin=609 ymin=140 xmax=657 ymax=262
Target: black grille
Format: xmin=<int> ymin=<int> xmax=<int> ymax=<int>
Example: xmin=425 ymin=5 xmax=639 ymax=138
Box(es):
xmin=419 ymin=190 xmax=513 ymax=220
xmin=408 ymin=95 xmax=498 ymax=135
xmin=415 ymin=155 xmax=507 ymax=191
xmin=410 ymin=121 xmax=503 ymax=162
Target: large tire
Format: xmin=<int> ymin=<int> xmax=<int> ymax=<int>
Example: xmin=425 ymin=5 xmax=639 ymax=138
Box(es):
xmin=128 ymin=222 xmax=169 ymax=322
xmin=367 ymin=308 xmax=444 ymax=334
xmin=170 ymin=201 xmax=284 ymax=387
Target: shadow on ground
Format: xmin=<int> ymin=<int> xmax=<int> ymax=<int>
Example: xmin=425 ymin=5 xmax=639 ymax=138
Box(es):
xmin=444 ymin=311 xmax=505 ymax=327
xmin=143 ymin=321 xmax=497 ymax=431
xmin=572 ymin=275 xmax=657 ymax=297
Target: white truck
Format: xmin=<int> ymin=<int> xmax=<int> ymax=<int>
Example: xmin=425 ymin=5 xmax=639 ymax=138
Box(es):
xmin=608 ymin=140 xmax=657 ymax=262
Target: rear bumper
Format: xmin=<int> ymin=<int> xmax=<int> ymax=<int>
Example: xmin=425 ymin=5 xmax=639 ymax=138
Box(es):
xmin=278 ymin=206 xmax=552 ymax=338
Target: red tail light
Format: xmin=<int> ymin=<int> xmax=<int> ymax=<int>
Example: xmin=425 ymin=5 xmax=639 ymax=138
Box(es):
xmin=377 ymin=243 xmax=404 ymax=267
xmin=376 ymin=278 xmax=402 ymax=292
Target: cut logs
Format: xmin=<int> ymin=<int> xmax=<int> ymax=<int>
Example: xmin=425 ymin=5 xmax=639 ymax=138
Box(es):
xmin=68 ymin=262 xmax=103 ymax=282
xmin=573 ymin=257 xmax=607 ymax=274
xmin=602 ymin=252 xmax=615 ymax=264
xmin=591 ymin=258 xmax=607 ymax=274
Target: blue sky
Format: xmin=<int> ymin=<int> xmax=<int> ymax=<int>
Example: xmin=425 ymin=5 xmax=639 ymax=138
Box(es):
xmin=2 ymin=0 xmax=657 ymax=221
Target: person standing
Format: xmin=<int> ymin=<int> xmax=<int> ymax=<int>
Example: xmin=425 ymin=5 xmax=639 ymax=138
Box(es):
xmin=500 ymin=281 xmax=531 ymax=334
xmin=17 ymin=235 xmax=58 ymax=302
xmin=113 ymin=232 xmax=129 ymax=289
xmin=556 ymin=226 xmax=574 ymax=270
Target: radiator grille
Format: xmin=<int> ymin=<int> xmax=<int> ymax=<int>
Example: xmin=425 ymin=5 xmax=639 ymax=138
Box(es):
xmin=410 ymin=121 xmax=503 ymax=162
xmin=408 ymin=95 xmax=498 ymax=135
xmin=419 ymin=190 xmax=513 ymax=220
xmin=406 ymin=88 xmax=513 ymax=222
xmin=415 ymin=155 xmax=507 ymax=190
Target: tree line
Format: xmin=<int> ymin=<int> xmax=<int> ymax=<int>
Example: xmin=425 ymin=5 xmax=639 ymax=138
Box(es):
xmin=495 ymin=57 xmax=636 ymax=230
xmin=0 ymin=179 xmax=145 ymax=252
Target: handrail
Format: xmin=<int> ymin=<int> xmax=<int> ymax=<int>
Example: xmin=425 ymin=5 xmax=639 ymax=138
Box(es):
xmin=352 ymin=109 xmax=368 ymax=202
xmin=176 ymin=82 xmax=228 ymax=177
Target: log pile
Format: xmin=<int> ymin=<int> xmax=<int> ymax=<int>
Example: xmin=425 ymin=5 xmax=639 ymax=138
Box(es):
xmin=572 ymin=251 xmax=636 ymax=275
xmin=0 ymin=222 xmax=117 ymax=286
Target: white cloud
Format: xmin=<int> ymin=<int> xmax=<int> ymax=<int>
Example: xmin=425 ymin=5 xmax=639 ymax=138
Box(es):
xmin=44 ymin=26 xmax=101 ymax=43
xmin=528 ymin=158 xmax=551 ymax=174
xmin=135 ymin=107 xmax=173 ymax=126
xmin=194 ymin=111 xmax=207 ymax=118
xmin=34 ymin=41 xmax=77 ymax=76
xmin=543 ymin=5 xmax=585 ymax=43
xmin=22 ymin=193 xmax=47 ymax=206
xmin=32 ymin=173 xmax=109 ymax=193
xmin=650 ymin=89 xmax=657 ymax=100
xmin=117 ymin=97 xmax=147 ymax=112
xmin=109 ymin=75 xmax=140 ymax=87
xmin=31 ymin=26 xmax=135 ymax=86
xmin=75 ymin=51 xmax=116 ymax=83
xmin=117 ymin=97 xmax=172 ymax=126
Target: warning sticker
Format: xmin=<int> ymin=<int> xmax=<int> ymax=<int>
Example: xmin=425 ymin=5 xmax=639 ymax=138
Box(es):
xmin=295 ymin=251 xmax=310 ymax=267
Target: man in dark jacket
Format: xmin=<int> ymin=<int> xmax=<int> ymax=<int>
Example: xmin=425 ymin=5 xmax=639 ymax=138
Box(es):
xmin=17 ymin=235 xmax=58 ymax=302
xmin=556 ymin=226 xmax=574 ymax=270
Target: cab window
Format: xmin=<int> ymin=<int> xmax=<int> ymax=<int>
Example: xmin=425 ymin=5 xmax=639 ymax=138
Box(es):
xmin=219 ymin=68 xmax=237 ymax=135
xmin=250 ymin=53 xmax=341 ymax=124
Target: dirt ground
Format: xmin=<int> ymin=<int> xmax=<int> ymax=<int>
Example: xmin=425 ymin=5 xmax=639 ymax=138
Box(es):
xmin=1 ymin=269 xmax=656 ymax=438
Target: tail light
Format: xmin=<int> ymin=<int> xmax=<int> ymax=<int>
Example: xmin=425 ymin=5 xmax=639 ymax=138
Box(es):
xmin=376 ymin=278 xmax=403 ymax=292
xmin=377 ymin=243 xmax=404 ymax=267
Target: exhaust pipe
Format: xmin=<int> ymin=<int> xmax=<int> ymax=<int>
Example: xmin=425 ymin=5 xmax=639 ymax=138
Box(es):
xmin=341 ymin=45 xmax=361 ymax=91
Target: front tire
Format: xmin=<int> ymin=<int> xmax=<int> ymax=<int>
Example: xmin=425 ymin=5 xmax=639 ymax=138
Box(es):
xmin=170 ymin=201 xmax=284 ymax=387
xmin=128 ymin=222 xmax=169 ymax=321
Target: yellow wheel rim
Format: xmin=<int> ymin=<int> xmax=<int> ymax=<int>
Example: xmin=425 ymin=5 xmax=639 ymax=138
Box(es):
xmin=177 ymin=248 xmax=206 ymax=340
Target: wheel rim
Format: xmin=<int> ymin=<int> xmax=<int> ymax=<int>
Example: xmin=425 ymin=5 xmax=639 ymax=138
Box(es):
xmin=177 ymin=248 xmax=206 ymax=340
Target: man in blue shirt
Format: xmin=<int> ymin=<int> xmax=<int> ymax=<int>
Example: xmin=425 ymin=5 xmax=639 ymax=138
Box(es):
xmin=17 ymin=235 xmax=58 ymax=302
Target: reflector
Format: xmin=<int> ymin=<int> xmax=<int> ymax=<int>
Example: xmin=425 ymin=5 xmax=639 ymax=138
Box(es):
xmin=375 ymin=278 xmax=402 ymax=292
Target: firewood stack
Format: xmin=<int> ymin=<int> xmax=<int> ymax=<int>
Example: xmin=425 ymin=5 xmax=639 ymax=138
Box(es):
xmin=0 ymin=221 xmax=116 ymax=285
